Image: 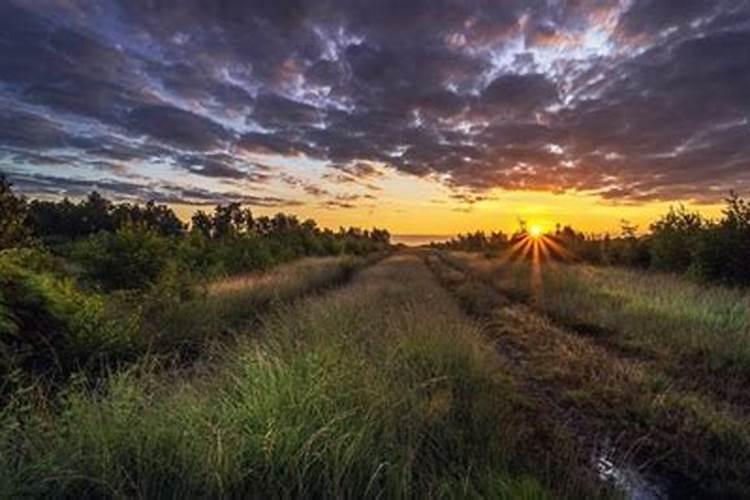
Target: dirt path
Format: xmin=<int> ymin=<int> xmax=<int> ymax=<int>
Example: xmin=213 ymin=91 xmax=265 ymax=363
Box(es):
xmin=445 ymin=252 xmax=750 ymax=417
xmin=423 ymin=250 xmax=750 ymax=499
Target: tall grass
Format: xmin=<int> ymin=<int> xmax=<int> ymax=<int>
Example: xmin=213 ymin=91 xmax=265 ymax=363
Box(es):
xmin=1 ymin=252 xmax=368 ymax=398
xmin=433 ymin=251 xmax=750 ymax=497
xmin=139 ymin=256 xmax=365 ymax=355
xmin=450 ymin=252 xmax=750 ymax=374
xmin=0 ymin=255 xmax=554 ymax=499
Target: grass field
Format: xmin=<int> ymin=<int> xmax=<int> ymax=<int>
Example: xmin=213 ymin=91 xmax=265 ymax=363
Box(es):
xmin=434 ymin=250 xmax=750 ymax=497
xmin=3 ymin=250 xmax=750 ymax=498
xmin=139 ymin=255 xmax=366 ymax=358
xmin=0 ymin=255 xmax=578 ymax=498
xmin=445 ymin=252 xmax=750 ymax=385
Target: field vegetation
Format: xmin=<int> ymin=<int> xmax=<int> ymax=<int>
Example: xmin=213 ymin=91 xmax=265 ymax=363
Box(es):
xmin=445 ymin=252 xmax=750 ymax=382
xmin=434 ymin=251 xmax=750 ymax=497
xmin=0 ymin=255 xmax=610 ymax=499
xmin=0 ymin=177 xmax=388 ymax=395
xmin=3 ymin=173 xmax=750 ymax=498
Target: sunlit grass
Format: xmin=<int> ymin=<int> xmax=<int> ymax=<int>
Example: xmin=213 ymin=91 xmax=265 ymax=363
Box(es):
xmin=430 ymin=250 xmax=750 ymax=497
xmin=0 ymin=256 xmax=557 ymax=499
xmin=451 ymin=251 xmax=750 ymax=373
xmin=139 ymin=256 xmax=364 ymax=355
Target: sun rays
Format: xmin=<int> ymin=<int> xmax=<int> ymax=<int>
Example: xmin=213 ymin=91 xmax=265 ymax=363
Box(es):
xmin=489 ymin=226 xmax=579 ymax=305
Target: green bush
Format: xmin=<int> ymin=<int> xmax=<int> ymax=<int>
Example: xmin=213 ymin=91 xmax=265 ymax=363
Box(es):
xmin=0 ymin=252 xmax=136 ymax=388
xmin=0 ymin=175 xmax=29 ymax=250
xmin=220 ymin=236 xmax=277 ymax=274
xmin=690 ymin=196 xmax=750 ymax=285
xmin=649 ymin=206 xmax=704 ymax=273
xmin=71 ymin=225 xmax=173 ymax=291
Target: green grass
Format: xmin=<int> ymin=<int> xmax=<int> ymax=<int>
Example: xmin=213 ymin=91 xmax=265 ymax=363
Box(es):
xmin=0 ymin=255 xmax=563 ymax=499
xmin=430 ymin=251 xmax=750 ymax=497
xmin=137 ymin=255 xmax=366 ymax=356
xmin=1 ymin=252 xmax=370 ymax=401
xmin=448 ymin=252 xmax=750 ymax=374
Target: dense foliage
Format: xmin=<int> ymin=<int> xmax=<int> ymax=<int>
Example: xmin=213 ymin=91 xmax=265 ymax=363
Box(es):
xmin=1 ymin=176 xmax=390 ymax=291
xmin=0 ymin=248 xmax=137 ymax=393
xmin=0 ymin=176 xmax=28 ymax=250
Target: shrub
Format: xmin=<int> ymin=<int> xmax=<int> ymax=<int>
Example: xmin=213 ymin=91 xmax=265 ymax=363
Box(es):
xmin=690 ymin=195 xmax=750 ymax=285
xmin=649 ymin=206 xmax=704 ymax=273
xmin=0 ymin=253 xmax=135 ymax=388
xmin=71 ymin=224 xmax=173 ymax=291
xmin=0 ymin=175 xmax=28 ymax=250
xmin=222 ymin=236 xmax=277 ymax=274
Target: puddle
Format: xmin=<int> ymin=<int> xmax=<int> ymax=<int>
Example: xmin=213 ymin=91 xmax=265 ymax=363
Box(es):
xmin=593 ymin=439 xmax=669 ymax=500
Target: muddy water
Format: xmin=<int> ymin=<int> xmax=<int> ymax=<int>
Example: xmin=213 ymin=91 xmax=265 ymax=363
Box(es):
xmin=593 ymin=439 xmax=668 ymax=500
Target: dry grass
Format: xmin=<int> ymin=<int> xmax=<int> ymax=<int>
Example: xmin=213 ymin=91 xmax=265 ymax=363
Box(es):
xmin=141 ymin=255 xmax=364 ymax=356
xmin=206 ymin=257 xmax=347 ymax=296
xmin=431 ymin=250 xmax=750 ymax=497
xmin=449 ymin=252 xmax=750 ymax=373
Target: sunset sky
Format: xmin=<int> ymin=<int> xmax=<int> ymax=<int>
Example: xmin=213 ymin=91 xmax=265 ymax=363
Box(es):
xmin=1 ymin=1 xmax=748 ymax=235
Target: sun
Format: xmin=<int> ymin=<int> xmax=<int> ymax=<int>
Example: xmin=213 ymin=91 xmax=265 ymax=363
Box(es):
xmin=529 ymin=225 xmax=544 ymax=239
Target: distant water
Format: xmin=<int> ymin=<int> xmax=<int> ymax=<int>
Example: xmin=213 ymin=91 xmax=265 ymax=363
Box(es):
xmin=391 ymin=234 xmax=452 ymax=246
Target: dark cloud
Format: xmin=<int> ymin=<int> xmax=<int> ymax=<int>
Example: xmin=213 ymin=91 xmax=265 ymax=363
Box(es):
xmin=177 ymin=153 xmax=271 ymax=182
xmin=23 ymin=79 xmax=144 ymax=123
xmin=320 ymin=192 xmax=376 ymax=210
xmin=2 ymin=0 xmax=749 ymax=204
xmin=252 ymin=94 xmax=324 ymax=130
xmin=147 ymin=62 xmax=256 ymax=112
xmin=280 ymin=174 xmax=331 ymax=197
xmin=616 ymin=0 xmax=716 ymax=37
xmin=0 ymin=111 xmax=68 ymax=149
xmin=480 ymin=74 xmax=559 ymax=116
xmin=127 ymin=105 xmax=230 ymax=151
xmin=321 ymin=200 xmax=356 ymax=210
xmin=450 ymin=192 xmax=498 ymax=205
xmin=238 ymin=132 xmax=315 ymax=157
xmin=338 ymin=162 xmax=384 ymax=178
xmin=7 ymin=172 xmax=298 ymax=207
xmin=323 ymin=162 xmax=385 ymax=189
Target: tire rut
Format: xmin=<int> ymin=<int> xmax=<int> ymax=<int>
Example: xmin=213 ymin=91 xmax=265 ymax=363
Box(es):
xmin=424 ymin=250 xmax=745 ymax=499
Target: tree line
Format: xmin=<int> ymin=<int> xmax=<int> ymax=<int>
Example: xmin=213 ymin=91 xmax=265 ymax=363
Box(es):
xmin=0 ymin=175 xmax=390 ymax=291
xmin=435 ymin=194 xmax=750 ymax=286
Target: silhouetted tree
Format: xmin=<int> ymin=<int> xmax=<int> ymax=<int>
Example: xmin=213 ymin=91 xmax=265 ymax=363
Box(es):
xmin=78 ymin=192 xmax=114 ymax=235
xmin=649 ymin=206 xmax=704 ymax=272
xmin=191 ymin=210 xmax=213 ymax=239
xmin=0 ymin=175 xmax=28 ymax=249
xmin=242 ymin=208 xmax=255 ymax=234
xmin=690 ymin=193 xmax=750 ymax=284
xmin=111 ymin=201 xmax=185 ymax=237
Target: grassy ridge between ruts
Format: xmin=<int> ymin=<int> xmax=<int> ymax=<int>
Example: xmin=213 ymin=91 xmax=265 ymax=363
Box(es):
xmin=436 ymin=251 xmax=750 ymax=497
xmin=445 ymin=251 xmax=750 ymax=399
xmin=0 ymin=252 xmax=373 ymax=400
xmin=0 ymin=254 xmax=609 ymax=499
xmin=138 ymin=255 xmax=370 ymax=357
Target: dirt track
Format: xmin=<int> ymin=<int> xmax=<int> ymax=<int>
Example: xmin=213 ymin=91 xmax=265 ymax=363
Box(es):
xmin=424 ymin=250 xmax=749 ymax=499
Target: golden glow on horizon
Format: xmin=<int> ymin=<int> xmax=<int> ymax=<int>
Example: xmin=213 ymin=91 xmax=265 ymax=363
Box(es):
xmin=170 ymin=186 xmax=726 ymax=237
xmin=161 ymin=155 xmax=728 ymax=237
xmin=529 ymin=224 xmax=544 ymax=239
